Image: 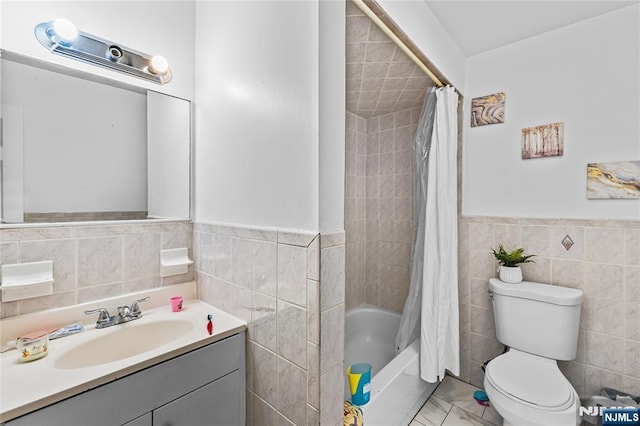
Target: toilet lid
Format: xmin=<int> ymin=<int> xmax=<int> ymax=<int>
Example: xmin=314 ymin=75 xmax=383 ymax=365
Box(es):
xmin=486 ymin=351 xmax=574 ymax=409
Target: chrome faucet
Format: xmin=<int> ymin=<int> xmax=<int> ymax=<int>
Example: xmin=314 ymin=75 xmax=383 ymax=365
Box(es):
xmin=85 ymin=296 xmax=150 ymax=329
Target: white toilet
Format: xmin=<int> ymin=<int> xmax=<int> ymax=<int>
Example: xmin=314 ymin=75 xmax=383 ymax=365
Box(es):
xmin=484 ymin=278 xmax=583 ymax=426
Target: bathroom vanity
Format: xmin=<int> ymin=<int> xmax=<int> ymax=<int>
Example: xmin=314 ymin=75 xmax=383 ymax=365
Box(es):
xmin=4 ymin=333 xmax=245 ymax=426
xmin=0 ymin=283 xmax=247 ymax=426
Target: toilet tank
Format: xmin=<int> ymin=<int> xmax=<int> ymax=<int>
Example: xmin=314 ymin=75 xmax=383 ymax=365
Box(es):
xmin=489 ymin=278 xmax=583 ymax=361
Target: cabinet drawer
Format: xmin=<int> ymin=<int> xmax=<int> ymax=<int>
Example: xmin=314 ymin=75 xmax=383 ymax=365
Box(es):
xmin=153 ymin=370 xmax=243 ymax=426
xmin=6 ymin=333 xmax=244 ymax=426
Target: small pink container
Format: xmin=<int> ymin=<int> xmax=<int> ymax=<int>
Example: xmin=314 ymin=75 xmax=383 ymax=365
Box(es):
xmin=170 ymin=296 xmax=183 ymax=312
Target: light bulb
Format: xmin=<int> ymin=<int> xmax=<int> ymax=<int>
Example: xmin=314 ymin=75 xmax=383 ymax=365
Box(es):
xmin=149 ymin=55 xmax=169 ymax=75
xmin=52 ymin=19 xmax=78 ymax=45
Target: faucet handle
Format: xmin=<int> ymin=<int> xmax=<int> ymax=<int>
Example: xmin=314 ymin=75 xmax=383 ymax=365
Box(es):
xmin=130 ymin=296 xmax=150 ymax=317
xmin=84 ymin=308 xmax=111 ymax=324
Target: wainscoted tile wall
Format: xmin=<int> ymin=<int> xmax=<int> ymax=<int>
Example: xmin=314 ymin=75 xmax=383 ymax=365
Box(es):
xmin=194 ymin=222 xmax=345 ymax=426
xmin=345 ymin=107 xmax=420 ymax=313
xmin=363 ymin=107 xmax=419 ymax=312
xmin=0 ymin=222 xmax=193 ymax=319
xmin=345 ymin=112 xmax=366 ymax=310
xmin=457 ymin=216 xmax=640 ymax=398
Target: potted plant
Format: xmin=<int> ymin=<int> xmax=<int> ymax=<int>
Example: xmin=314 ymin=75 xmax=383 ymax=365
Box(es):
xmin=491 ymin=244 xmax=536 ymax=283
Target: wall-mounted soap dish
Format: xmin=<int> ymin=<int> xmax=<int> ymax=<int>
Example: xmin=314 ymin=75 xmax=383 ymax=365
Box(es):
xmin=160 ymin=248 xmax=193 ymax=277
xmin=1 ymin=261 xmax=54 ymax=302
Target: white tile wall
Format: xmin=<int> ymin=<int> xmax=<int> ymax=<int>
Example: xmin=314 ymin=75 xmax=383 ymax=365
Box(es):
xmin=345 ymin=107 xmax=421 ymax=313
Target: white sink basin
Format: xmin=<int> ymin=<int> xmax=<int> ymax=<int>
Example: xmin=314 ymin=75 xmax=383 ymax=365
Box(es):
xmin=55 ymin=319 xmax=194 ymax=369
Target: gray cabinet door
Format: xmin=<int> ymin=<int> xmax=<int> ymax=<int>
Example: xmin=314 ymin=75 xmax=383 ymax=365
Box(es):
xmin=153 ymin=371 xmax=243 ymax=426
xmin=122 ymin=413 xmax=152 ymax=426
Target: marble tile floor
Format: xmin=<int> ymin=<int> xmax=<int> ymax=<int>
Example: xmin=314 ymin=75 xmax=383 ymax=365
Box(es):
xmin=410 ymin=375 xmax=503 ymax=426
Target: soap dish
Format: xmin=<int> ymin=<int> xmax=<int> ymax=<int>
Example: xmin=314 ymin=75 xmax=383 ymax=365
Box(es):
xmin=1 ymin=261 xmax=54 ymax=302
xmin=160 ymin=248 xmax=193 ymax=277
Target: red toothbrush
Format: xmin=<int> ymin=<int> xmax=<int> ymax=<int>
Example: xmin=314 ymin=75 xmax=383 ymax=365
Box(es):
xmin=207 ymin=314 xmax=213 ymax=335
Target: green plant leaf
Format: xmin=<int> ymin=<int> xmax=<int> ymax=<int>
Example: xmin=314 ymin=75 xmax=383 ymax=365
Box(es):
xmin=491 ymin=244 xmax=536 ymax=267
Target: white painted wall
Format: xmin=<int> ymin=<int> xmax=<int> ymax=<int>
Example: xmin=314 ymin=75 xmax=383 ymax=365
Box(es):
xmin=195 ymin=1 xmax=320 ymax=231
xmin=376 ymin=0 xmax=466 ymax=92
xmin=0 ymin=1 xmax=195 ymax=100
xmin=319 ymin=0 xmax=346 ymax=232
xmin=463 ymin=5 xmax=640 ymax=220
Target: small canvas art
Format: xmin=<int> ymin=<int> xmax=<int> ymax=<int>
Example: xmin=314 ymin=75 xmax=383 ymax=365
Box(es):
xmin=587 ymin=161 xmax=640 ymax=199
xmin=470 ymin=92 xmax=505 ymax=127
xmin=522 ymin=122 xmax=564 ymax=159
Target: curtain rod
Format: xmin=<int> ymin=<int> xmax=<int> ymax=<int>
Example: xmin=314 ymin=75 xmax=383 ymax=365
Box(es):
xmin=351 ymin=0 xmax=445 ymax=88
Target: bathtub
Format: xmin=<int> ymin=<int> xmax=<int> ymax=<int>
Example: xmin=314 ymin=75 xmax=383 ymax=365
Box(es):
xmin=344 ymin=305 xmax=437 ymax=426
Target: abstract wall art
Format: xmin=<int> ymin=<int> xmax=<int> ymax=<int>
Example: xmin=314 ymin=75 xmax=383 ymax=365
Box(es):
xmin=470 ymin=92 xmax=505 ymax=127
xmin=522 ymin=122 xmax=564 ymax=159
xmin=587 ymin=160 xmax=640 ymax=199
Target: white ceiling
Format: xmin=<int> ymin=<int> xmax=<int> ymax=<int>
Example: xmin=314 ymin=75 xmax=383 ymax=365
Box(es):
xmin=425 ymin=1 xmax=638 ymax=56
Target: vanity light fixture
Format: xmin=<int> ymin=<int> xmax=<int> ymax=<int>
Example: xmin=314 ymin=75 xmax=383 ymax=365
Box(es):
xmin=34 ymin=19 xmax=172 ymax=84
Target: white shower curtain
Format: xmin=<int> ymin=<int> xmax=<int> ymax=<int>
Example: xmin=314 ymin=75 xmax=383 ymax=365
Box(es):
xmin=420 ymin=86 xmax=460 ymax=382
xmin=395 ymin=85 xmax=459 ymax=382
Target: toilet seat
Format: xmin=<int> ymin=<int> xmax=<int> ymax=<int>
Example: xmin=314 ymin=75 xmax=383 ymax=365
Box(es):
xmin=485 ymin=350 xmax=574 ymax=410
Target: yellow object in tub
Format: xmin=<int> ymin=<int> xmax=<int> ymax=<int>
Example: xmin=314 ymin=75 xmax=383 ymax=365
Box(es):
xmin=344 ymin=401 xmax=363 ymax=426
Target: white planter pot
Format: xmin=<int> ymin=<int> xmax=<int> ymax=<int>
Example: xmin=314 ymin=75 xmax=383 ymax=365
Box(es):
xmin=499 ymin=266 xmax=523 ymax=283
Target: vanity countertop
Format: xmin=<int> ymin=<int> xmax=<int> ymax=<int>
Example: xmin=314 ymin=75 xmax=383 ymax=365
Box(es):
xmin=0 ymin=283 xmax=246 ymax=423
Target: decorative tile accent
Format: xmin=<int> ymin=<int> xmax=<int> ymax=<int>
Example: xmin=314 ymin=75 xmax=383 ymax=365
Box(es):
xmin=561 ymin=234 xmax=574 ymax=251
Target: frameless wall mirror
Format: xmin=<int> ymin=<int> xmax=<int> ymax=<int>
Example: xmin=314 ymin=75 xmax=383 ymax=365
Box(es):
xmin=0 ymin=50 xmax=191 ymax=225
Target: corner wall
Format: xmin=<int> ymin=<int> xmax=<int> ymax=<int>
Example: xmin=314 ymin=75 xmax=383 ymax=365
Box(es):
xmin=457 ymin=4 xmax=640 ymax=399
xmin=194 ymin=223 xmax=345 ymax=425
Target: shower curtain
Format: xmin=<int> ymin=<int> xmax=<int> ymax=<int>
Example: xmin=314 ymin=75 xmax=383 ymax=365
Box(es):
xmin=395 ymin=85 xmax=460 ymax=383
